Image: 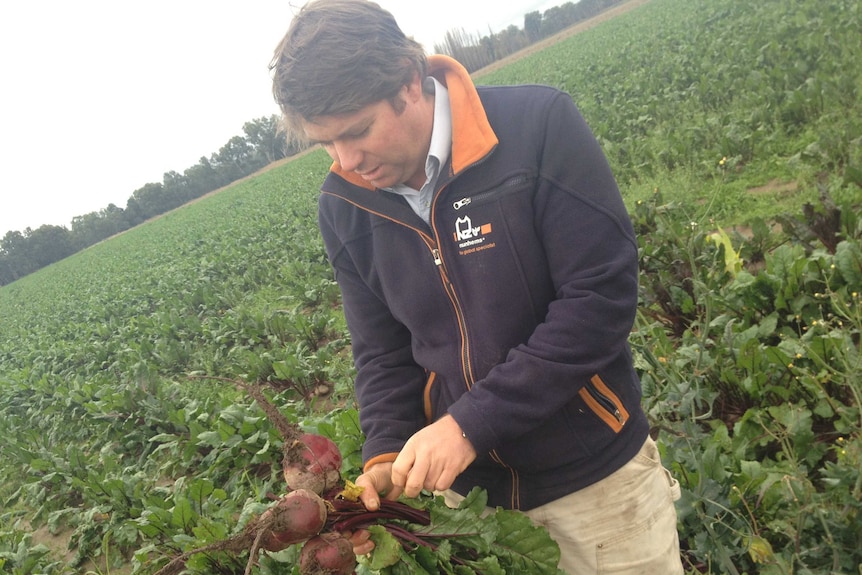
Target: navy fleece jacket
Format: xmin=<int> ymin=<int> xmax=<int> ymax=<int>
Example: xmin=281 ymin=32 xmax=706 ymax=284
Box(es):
xmin=317 ymin=55 xmax=649 ymax=510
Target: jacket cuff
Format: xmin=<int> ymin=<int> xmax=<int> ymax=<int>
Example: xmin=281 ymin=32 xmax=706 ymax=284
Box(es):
xmin=448 ymin=399 xmax=497 ymax=455
xmin=363 ymin=452 xmax=399 ymax=473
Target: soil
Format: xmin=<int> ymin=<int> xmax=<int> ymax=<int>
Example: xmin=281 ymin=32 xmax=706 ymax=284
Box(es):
xmin=26 ymin=521 xmax=133 ymax=575
xmin=747 ymin=178 xmax=799 ymax=196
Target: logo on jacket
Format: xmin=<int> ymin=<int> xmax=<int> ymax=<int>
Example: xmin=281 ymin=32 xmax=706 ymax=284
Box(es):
xmin=453 ymin=215 xmax=495 ymax=255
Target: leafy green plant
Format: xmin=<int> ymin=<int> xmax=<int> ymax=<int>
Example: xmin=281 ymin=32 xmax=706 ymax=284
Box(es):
xmin=2 ymin=0 xmax=861 ymax=572
xmin=632 ymin=186 xmax=862 ymax=573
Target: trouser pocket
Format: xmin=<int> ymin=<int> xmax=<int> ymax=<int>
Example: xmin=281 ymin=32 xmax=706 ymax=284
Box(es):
xmin=595 ymin=437 xmax=683 ymax=574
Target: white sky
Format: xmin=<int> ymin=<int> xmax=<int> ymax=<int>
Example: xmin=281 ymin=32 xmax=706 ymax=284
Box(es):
xmin=0 ymin=0 xmax=561 ymax=238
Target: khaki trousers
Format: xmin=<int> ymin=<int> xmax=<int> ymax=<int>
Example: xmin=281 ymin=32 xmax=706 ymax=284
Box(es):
xmin=443 ymin=436 xmax=684 ymax=575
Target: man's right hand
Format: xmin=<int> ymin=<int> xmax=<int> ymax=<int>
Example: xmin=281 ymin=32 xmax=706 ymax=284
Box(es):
xmin=344 ymin=462 xmax=403 ymax=556
xmin=354 ymin=461 xmax=402 ymax=510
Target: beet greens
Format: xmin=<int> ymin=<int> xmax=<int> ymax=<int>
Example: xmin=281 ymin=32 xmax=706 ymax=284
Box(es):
xmin=152 ymin=378 xmax=563 ymax=574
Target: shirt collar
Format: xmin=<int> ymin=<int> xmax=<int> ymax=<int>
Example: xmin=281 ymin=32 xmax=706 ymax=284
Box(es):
xmin=426 ymin=76 xmax=451 ymax=173
xmin=385 ymin=77 xmax=451 ymax=194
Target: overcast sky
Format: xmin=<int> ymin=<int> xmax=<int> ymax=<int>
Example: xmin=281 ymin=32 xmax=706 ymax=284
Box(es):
xmin=0 ymin=0 xmax=562 ymax=238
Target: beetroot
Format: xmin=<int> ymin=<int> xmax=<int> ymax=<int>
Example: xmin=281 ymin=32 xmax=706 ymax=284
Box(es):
xmin=258 ymin=488 xmax=328 ymax=551
xmin=157 ymin=378 xmax=351 ymax=574
xmin=299 ymin=532 xmax=356 ymax=575
xmin=218 ymin=379 xmax=343 ymax=494
xmin=154 ymin=489 xmax=328 ymax=575
xmin=283 ymin=433 xmax=343 ymax=495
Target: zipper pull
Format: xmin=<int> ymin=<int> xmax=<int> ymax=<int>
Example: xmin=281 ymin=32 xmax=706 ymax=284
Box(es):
xmin=432 ymin=249 xmax=442 ymax=266
xmin=453 ymin=198 xmax=471 ymax=210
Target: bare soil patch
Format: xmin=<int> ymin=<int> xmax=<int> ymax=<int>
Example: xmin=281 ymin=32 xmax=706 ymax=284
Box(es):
xmin=747 ymin=179 xmax=799 ymax=196
xmin=26 ymin=521 xmax=133 ymax=575
xmin=475 ymin=0 xmax=655 ymax=77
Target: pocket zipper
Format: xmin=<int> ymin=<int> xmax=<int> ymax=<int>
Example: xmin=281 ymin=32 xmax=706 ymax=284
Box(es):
xmin=452 ymin=175 xmax=530 ymax=210
xmin=586 ymin=384 xmax=623 ymax=423
xmin=579 ymin=375 xmax=630 ymax=433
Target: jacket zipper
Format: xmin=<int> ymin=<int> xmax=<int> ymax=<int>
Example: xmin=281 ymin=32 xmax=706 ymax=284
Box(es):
xmin=429 ymin=203 xmax=521 ymax=508
xmin=451 ymin=175 xmax=530 ymax=211
xmin=429 ymin=244 xmax=474 ymax=387
xmin=587 ymin=385 xmax=622 ymax=421
xmin=321 ymin=187 xmax=478 ymax=389
xmin=432 ymin=170 xmax=531 ymax=507
xmin=579 ymin=375 xmax=629 ymax=433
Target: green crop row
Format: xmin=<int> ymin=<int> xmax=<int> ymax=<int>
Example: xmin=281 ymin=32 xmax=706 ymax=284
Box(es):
xmin=478 ymin=0 xmax=862 ymax=224
xmin=1 ymin=0 xmax=861 ymax=573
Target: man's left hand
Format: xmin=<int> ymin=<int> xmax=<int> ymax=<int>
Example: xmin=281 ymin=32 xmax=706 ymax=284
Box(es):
xmin=391 ymin=414 xmax=477 ymax=498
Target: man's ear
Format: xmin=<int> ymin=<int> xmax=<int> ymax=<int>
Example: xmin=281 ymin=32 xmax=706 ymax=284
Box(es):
xmin=404 ymin=70 xmax=425 ymax=103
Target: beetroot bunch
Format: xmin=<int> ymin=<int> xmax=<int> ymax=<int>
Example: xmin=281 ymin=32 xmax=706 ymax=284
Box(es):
xmin=153 ymin=379 xmax=565 ymax=575
xmin=153 ymin=380 xmax=355 ymax=575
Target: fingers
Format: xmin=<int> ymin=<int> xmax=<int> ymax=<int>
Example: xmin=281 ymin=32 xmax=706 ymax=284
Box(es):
xmin=384 ymin=483 xmax=404 ymax=501
xmin=391 ymin=440 xmax=455 ymax=497
xmin=346 ymin=528 xmax=374 ymax=556
xmin=356 ymin=479 xmax=380 ymax=511
xmin=390 ymin=416 xmax=477 ymax=498
xmin=389 ymin=449 xmax=412 ymax=491
xmin=360 ymin=417 xmax=478 ymax=510
xmin=355 ymin=463 xmax=396 ymax=511
xmin=434 ymin=467 xmax=459 ymax=493
xmin=392 ymin=447 xmax=430 ymax=498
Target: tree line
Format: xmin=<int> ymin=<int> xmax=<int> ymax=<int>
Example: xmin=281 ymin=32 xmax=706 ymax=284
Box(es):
xmin=435 ymin=0 xmax=624 ymax=72
xmin=0 ymin=0 xmax=624 ymax=287
xmin=0 ymin=116 xmax=301 ymax=286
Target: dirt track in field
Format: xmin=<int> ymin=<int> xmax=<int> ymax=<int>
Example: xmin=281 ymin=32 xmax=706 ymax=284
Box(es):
xmin=475 ymin=0 xmax=655 ymax=76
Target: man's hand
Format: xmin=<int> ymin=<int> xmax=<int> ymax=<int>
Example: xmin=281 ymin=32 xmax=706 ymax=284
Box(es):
xmin=348 ymin=418 xmax=476 ymax=556
xmin=346 ymin=462 xmax=401 ymax=556
xmin=391 ymin=414 xmax=477 ymax=498
xmin=354 ymin=461 xmax=401 ymax=511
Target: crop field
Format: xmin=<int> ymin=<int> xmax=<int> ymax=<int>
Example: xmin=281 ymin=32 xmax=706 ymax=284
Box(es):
xmin=1 ymin=0 xmax=860 ymax=573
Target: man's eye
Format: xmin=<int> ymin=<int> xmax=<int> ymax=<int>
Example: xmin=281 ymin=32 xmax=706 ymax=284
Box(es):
xmin=348 ymin=127 xmax=369 ymax=139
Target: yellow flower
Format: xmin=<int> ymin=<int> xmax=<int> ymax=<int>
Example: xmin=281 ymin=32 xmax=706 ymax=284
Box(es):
xmin=746 ymin=535 xmax=774 ymax=564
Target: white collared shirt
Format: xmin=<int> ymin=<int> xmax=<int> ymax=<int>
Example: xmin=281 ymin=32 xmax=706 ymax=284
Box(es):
xmin=386 ymin=77 xmax=452 ymax=225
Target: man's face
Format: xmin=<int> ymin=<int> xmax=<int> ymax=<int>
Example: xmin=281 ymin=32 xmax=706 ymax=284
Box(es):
xmin=301 ymin=77 xmax=433 ymax=190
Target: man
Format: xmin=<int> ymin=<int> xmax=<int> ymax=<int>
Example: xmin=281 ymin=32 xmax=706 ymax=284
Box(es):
xmin=270 ymin=1 xmax=684 ymax=572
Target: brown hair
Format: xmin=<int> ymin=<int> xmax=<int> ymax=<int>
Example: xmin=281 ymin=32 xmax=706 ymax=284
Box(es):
xmin=270 ymin=0 xmax=428 ymax=143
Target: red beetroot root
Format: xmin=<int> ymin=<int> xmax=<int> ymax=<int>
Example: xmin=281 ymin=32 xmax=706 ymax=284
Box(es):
xmin=299 ymin=532 xmax=356 ymax=575
xmin=227 ymin=378 xmax=343 ymax=495
xmin=257 ymin=488 xmax=328 ymax=551
xmin=283 ymin=433 xmax=343 ymax=495
xmin=153 ymin=489 xmax=328 ymax=575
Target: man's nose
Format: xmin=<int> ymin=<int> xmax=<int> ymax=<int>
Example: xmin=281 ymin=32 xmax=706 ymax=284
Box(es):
xmin=333 ymin=140 xmax=362 ymax=172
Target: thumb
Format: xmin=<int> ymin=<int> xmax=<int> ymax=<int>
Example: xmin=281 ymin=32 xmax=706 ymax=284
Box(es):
xmin=359 ymin=487 xmax=380 ymax=511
